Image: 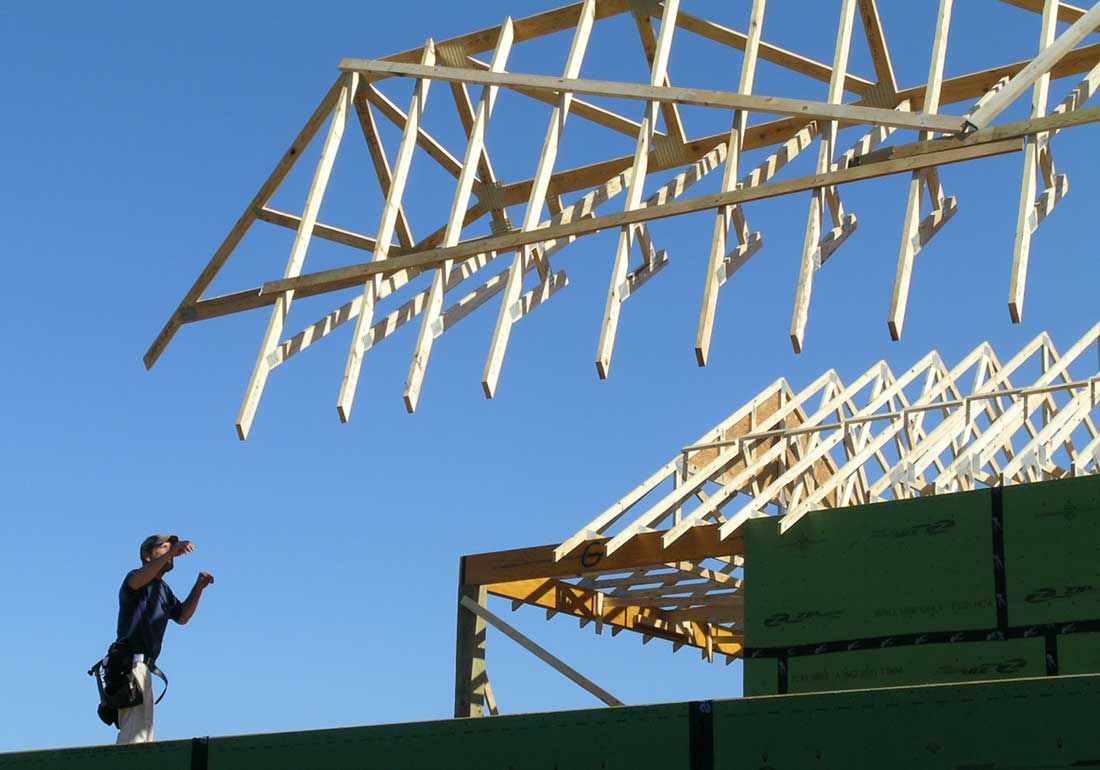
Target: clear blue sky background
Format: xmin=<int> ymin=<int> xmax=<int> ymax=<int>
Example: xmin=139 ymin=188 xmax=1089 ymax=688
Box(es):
xmin=1 ymin=0 xmax=1097 ymax=754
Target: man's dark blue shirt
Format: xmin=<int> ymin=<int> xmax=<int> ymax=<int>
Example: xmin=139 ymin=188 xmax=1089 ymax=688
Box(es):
xmin=116 ymin=573 xmax=182 ymax=663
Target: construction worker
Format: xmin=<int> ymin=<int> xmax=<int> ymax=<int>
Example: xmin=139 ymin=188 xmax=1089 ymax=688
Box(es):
xmin=114 ymin=534 xmax=214 ymax=744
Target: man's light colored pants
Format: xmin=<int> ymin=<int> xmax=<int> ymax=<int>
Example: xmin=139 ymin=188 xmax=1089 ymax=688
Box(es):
xmin=116 ymin=662 xmax=154 ymax=744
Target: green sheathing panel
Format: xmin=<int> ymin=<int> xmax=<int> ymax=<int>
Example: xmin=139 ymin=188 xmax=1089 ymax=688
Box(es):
xmin=207 ymin=703 xmax=689 ymax=770
xmin=1004 ymin=475 xmax=1100 ymax=626
xmin=743 ymin=657 xmax=779 ymax=696
xmin=0 ymin=740 xmax=191 ymax=770
xmin=714 ymin=674 xmax=1100 ymax=769
xmin=745 ymin=490 xmax=996 ymax=647
xmin=787 ymin=638 xmax=1045 ymax=693
xmin=1059 ymin=632 xmax=1100 ymax=674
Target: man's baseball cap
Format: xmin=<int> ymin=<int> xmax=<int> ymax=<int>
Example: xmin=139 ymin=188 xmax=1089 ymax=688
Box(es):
xmin=140 ymin=534 xmax=179 ymax=559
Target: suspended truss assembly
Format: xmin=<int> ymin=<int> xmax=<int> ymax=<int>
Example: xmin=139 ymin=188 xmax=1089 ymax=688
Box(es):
xmin=455 ymin=324 xmax=1100 ymax=715
xmin=145 ymin=0 xmax=1100 ymax=437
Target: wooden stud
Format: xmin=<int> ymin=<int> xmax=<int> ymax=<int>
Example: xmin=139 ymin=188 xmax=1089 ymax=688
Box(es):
xmin=337 ymin=42 xmax=437 ymax=424
xmin=695 ymin=0 xmax=766 ymax=368
xmin=234 ymin=73 xmax=357 ymax=440
xmin=595 ymin=0 xmax=679 ymax=380
xmin=482 ymin=0 xmax=598 ymax=399
xmin=405 ymin=21 xmax=516 ymax=414
xmin=790 ymin=0 xmax=860 ymax=354
xmin=1009 ymin=0 xmax=1061 ymax=324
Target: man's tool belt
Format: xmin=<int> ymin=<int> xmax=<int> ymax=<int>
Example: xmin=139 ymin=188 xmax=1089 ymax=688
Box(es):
xmin=88 ymin=642 xmax=168 ymax=727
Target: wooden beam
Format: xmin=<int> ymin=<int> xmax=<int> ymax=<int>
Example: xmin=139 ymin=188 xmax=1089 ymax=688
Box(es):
xmin=339 ymin=59 xmax=968 ymax=133
xmin=595 ymin=0 xmax=680 ymax=380
xmin=1009 ymin=0 xmax=1062 ymax=324
xmin=255 ymin=207 xmax=378 ymax=253
xmin=857 ymin=0 xmax=899 ymax=99
xmin=337 ymin=44 xmax=437 ymax=423
xmin=455 ymin=580 xmax=488 ymax=718
xmin=966 ymin=3 xmax=1100 ymax=130
xmin=672 ymin=10 xmax=876 ymax=96
xmin=142 ymin=76 xmax=344 ymax=371
xmin=463 ymin=55 xmax=654 ymax=138
xmin=790 ymin=0 xmax=859 ymax=354
xmin=888 ymin=0 xmax=954 ymax=341
xmin=262 ymin=131 xmax=1031 ymax=300
xmin=381 ymin=0 xmax=632 ymax=65
xmin=464 ymin=524 xmax=743 ymax=586
xmin=363 ymin=82 xmax=464 ymax=178
xmin=460 ymin=595 xmax=624 ymax=707
xmin=405 ymin=21 xmax=515 ymax=414
xmin=485 ymin=578 xmax=743 ymax=656
xmin=1000 ymin=0 xmax=1089 ymax=24
xmin=482 ymin=0 xmax=598 ymax=399
xmin=632 ymin=8 xmax=687 ymax=145
xmin=353 ymin=95 xmax=415 ymax=249
xmin=234 ymin=73 xmax=357 ymax=441
xmin=695 ymin=0 xmax=767 ymax=368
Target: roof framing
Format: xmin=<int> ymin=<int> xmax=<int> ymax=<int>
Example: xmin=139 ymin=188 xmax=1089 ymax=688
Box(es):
xmin=145 ymin=0 xmax=1100 ymax=438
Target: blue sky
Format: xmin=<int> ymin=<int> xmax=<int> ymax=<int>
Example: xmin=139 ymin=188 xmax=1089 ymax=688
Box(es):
xmin=2 ymin=0 xmax=1098 ymax=754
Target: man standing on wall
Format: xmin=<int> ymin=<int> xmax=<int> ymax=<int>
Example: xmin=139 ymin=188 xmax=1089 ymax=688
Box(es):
xmin=115 ymin=534 xmax=214 ymax=744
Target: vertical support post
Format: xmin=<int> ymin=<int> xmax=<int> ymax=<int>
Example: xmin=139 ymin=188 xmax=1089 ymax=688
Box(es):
xmin=695 ymin=0 xmax=766 ymax=367
xmin=595 ymin=0 xmax=680 ymax=379
xmin=483 ymin=0 xmax=598 ymax=398
xmin=887 ymin=0 xmax=953 ymax=341
xmin=455 ymin=570 xmax=488 ymax=718
xmin=405 ymin=21 xmax=515 ymax=413
xmin=789 ymin=0 xmax=858 ymax=354
xmin=235 ymin=72 xmax=357 ymax=440
xmin=338 ymin=41 xmax=437 ymax=422
xmin=1009 ymin=0 xmax=1060 ymax=323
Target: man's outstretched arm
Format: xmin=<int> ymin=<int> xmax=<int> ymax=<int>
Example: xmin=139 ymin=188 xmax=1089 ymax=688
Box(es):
xmin=126 ymin=540 xmax=195 ymax=590
xmin=178 ymin=572 xmax=215 ymax=625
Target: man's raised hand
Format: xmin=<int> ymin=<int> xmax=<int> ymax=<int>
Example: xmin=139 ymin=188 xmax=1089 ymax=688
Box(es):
xmin=171 ymin=540 xmax=196 ymax=558
xmin=196 ymin=571 xmax=215 ymax=589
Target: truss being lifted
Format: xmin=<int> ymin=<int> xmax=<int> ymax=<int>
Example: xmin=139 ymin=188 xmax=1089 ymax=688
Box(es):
xmin=454 ymin=325 xmax=1100 ymax=715
xmin=145 ymin=0 xmax=1100 ymax=438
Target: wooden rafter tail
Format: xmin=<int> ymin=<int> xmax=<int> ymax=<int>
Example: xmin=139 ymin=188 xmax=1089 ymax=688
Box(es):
xmin=142 ymin=76 xmax=345 ymax=371
xmin=695 ymin=0 xmax=766 ymax=369
xmin=405 ymin=20 xmax=516 ymax=415
xmin=337 ymin=41 xmax=437 ymax=425
xmin=483 ymin=0 xmax=598 ymax=400
xmin=234 ymin=72 xmax=358 ymax=441
xmin=887 ymin=0 xmax=954 ymax=342
xmin=790 ymin=0 xmax=859 ymax=355
xmin=1009 ymin=0 xmax=1064 ymax=325
xmin=595 ymin=0 xmax=679 ymax=381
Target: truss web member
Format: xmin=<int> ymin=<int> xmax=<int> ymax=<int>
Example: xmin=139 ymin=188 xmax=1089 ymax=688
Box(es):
xmin=113 ymin=534 xmax=214 ymax=744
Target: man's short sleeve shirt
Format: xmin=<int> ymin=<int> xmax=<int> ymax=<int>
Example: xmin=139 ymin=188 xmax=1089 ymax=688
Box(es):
xmin=116 ymin=573 xmax=183 ymax=662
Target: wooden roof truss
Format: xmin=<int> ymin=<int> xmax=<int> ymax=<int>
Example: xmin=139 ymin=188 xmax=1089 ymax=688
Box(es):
xmin=453 ymin=325 xmax=1100 ymax=717
xmin=144 ymin=0 xmax=1100 ymax=438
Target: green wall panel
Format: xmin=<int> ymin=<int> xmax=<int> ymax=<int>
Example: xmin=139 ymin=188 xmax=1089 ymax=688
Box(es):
xmin=746 ymin=490 xmax=996 ymax=647
xmin=1004 ymin=475 xmax=1100 ymax=626
xmin=207 ymin=703 xmax=689 ymax=770
xmin=715 ymin=673 xmax=1100 ymax=770
xmin=1059 ymin=632 xmax=1100 ymax=675
xmin=787 ymin=638 xmax=1045 ymax=693
xmin=0 ymin=740 xmax=191 ymax=770
xmin=743 ymin=657 xmax=779 ymax=697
